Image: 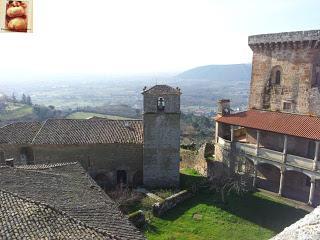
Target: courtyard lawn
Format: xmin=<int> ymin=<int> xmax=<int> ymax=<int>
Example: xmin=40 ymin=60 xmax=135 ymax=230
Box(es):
xmin=144 ymin=169 xmax=308 ymax=240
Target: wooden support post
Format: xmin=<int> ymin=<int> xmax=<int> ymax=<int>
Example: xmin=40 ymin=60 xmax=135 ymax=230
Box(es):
xmin=278 ymin=169 xmax=285 ymax=196
xmin=230 ymin=125 xmax=234 ymax=142
xmin=283 ymin=135 xmax=288 ymax=163
xmin=253 ymin=162 xmax=258 ymax=189
xmin=256 ymin=130 xmax=260 ymax=156
xmin=313 ymin=141 xmax=319 ymax=171
xmin=215 ymin=122 xmax=219 ymax=144
xmin=308 ymin=177 xmax=316 ymax=206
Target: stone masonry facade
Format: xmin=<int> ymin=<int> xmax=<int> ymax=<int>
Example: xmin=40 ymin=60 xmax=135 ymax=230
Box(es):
xmin=248 ymin=30 xmax=320 ymax=115
xmin=142 ymin=85 xmax=181 ymax=188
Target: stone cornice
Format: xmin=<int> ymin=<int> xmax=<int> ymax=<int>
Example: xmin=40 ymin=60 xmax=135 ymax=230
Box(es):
xmin=249 ymin=30 xmax=320 ymax=51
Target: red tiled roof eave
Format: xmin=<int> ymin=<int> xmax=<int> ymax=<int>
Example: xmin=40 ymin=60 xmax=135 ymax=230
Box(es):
xmin=216 ymin=110 xmax=320 ymax=141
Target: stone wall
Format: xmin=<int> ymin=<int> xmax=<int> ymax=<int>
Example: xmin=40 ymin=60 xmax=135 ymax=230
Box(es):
xmin=34 ymin=143 xmax=143 ymax=187
xmin=0 ymin=144 xmax=27 ymax=165
xmin=143 ymin=94 xmax=180 ymax=114
xmin=248 ymin=34 xmax=320 ymax=115
xmin=152 ymin=190 xmax=192 ymax=217
xmin=180 ymin=149 xmax=198 ymax=169
xmin=128 ymin=210 xmax=145 ymax=228
xmin=193 ymin=143 xmax=217 ymax=177
xmin=143 ymin=113 xmax=180 ymax=188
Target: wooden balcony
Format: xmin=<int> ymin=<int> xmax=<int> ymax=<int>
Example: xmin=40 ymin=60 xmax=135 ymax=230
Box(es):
xmin=218 ymin=136 xmax=316 ymax=172
xmin=287 ymin=154 xmax=314 ymax=171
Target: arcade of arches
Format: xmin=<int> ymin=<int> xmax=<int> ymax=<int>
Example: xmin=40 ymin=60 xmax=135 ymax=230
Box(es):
xmin=243 ymin=158 xmax=320 ymax=206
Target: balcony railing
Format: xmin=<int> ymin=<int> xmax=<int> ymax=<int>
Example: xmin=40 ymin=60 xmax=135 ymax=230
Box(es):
xmin=258 ymin=148 xmax=283 ymax=163
xmin=287 ymin=154 xmax=314 ymax=170
xmin=217 ymin=137 xmax=231 ymax=148
xmin=235 ymin=142 xmax=256 ymax=156
xmin=218 ymin=136 xmax=316 ymax=171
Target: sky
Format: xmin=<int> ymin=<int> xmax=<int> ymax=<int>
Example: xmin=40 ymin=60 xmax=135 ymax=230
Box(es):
xmin=0 ymin=0 xmax=319 ymax=78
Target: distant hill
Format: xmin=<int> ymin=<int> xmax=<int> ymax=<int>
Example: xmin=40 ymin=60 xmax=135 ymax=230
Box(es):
xmin=171 ymin=64 xmax=252 ymax=109
xmin=176 ymin=64 xmax=252 ymax=82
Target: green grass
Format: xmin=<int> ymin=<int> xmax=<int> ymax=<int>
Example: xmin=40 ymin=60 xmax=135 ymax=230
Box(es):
xmin=144 ymin=169 xmax=308 ymax=240
xmin=66 ymin=111 xmax=133 ymax=120
xmin=0 ymin=103 xmax=33 ymax=121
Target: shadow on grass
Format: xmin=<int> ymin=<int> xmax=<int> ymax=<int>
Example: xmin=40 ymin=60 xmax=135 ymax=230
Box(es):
xmin=157 ymin=172 xmax=308 ymax=233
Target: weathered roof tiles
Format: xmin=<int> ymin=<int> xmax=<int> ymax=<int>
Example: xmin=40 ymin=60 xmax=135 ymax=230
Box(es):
xmin=0 ymin=119 xmax=143 ymax=145
xmin=0 ymin=190 xmax=117 ymax=240
xmin=142 ymin=85 xmax=181 ymax=95
xmin=0 ymin=162 xmax=145 ymax=239
xmin=216 ymin=109 xmax=320 ymax=141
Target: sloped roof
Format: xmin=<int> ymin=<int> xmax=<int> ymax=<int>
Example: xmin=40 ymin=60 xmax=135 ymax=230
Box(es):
xmin=0 ymin=119 xmax=143 ymax=145
xmin=0 ymin=190 xmax=117 ymax=240
xmin=33 ymin=119 xmax=143 ymax=145
xmin=0 ymin=162 xmax=145 ymax=239
xmin=0 ymin=122 xmax=42 ymax=144
xmin=142 ymin=85 xmax=181 ymax=95
xmin=216 ymin=109 xmax=320 ymax=141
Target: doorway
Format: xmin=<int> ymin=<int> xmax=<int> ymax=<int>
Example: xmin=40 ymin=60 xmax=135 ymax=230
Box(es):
xmin=20 ymin=147 xmax=34 ymax=164
xmin=117 ymin=170 xmax=127 ymax=185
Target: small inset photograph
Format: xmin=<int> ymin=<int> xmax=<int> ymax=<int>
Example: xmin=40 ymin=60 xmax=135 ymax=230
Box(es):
xmin=3 ymin=0 xmax=32 ymax=32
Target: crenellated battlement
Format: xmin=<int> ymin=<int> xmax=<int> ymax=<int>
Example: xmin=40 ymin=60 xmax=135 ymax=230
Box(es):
xmin=249 ymin=29 xmax=320 ymax=51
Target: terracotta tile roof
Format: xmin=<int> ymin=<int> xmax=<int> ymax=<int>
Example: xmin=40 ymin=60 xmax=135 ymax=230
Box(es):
xmin=0 ymin=163 xmax=145 ymax=239
xmin=216 ymin=109 xmax=320 ymax=141
xmin=0 ymin=190 xmax=117 ymax=240
xmin=0 ymin=122 xmax=42 ymax=144
xmin=142 ymin=85 xmax=181 ymax=95
xmin=32 ymin=119 xmax=143 ymax=145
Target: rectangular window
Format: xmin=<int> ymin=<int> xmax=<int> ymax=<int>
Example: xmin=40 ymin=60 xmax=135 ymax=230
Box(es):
xmin=283 ymin=102 xmax=291 ymax=111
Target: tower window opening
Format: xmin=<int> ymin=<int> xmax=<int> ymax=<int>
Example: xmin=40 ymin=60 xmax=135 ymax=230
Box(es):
xmin=275 ymin=70 xmax=281 ymax=85
xmin=283 ymin=102 xmax=292 ymax=111
xmin=157 ymin=97 xmax=165 ymax=111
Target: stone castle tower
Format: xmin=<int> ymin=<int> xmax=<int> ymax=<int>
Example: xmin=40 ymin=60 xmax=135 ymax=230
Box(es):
xmin=248 ymin=30 xmax=320 ymax=115
xmin=142 ymin=85 xmax=181 ymax=188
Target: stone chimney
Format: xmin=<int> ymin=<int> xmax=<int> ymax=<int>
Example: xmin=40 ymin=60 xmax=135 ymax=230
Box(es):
xmin=217 ymin=99 xmax=231 ymax=116
xmin=5 ymin=158 xmax=14 ymax=167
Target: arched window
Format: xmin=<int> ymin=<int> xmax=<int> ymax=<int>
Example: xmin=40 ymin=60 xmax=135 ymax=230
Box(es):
xmin=275 ymin=70 xmax=281 ymax=85
xmin=312 ymin=65 xmax=320 ymax=88
xmin=157 ymin=97 xmax=165 ymax=111
xmin=269 ymin=66 xmax=282 ymax=85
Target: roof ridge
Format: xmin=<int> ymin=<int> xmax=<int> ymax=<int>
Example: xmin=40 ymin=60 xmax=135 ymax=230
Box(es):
xmin=249 ymin=109 xmax=320 ymax=118
xmin=31 ymin=119 xmax=48 ymax=144
xmin=0 ymin=189 xmax=120 ymax=239
xmin=15 ymin=161 xmax=79 ymax=170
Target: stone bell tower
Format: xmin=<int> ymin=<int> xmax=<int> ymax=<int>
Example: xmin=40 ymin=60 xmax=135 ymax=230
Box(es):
xmin=142 ymin=85 xmax=181 ymax=188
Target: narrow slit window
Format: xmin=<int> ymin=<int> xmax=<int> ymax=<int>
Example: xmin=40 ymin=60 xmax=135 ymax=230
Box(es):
xmin=275 ymin=70 xmax=281 ymax=85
